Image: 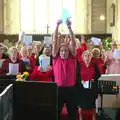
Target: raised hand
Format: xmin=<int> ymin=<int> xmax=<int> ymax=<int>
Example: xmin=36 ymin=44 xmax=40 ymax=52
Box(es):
xmin=81 ymin=35 xmax=85 ymax=43
xmin=66 ymin=19 xmax=71 ymax=28
xmin=57 ymin=19 xmax=62 ymax=26
xmin=38 ymin=66 xmax=43 ymax=72
xmin=47 ymin=66 xmax=52 ymax=71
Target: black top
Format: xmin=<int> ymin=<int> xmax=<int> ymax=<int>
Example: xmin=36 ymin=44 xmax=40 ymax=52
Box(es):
xmin=2 ymin=53 xmax=8 ymax=59
xmin=76 ymin=59 xmax=101 ymax=109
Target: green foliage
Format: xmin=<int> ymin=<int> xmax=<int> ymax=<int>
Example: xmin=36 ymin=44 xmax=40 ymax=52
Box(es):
xmin=23 ymin=74 xmax=28 ymax=79
xmin=103 ymin=37 xmax=112 ymax=51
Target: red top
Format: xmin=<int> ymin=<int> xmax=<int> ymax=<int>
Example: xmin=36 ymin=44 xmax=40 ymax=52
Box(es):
xmin=30 ymin=66 xmax=52 ymax=82
xmin=76 ymin=43 xmax=87 ymax=62
xmin=53 ymin=55 xmax=76 ymax=87
xmin=91 ymin=57 xmax=104 ymax=74
xmin=29 ymin=53 xmax=36 ymax=67
xmin=80 ymin=62 xmax=95 ymax=81
xmin=19 ymin=55 xmax=36 ymax=73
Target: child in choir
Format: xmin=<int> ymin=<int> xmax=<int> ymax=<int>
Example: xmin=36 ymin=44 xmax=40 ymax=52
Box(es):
xmin=91 ymin=48 xmax=104 ymax=74
xmin=20 ymin=46 xmax=35 ymax=73
xmin=30 ymin=54 xmax=53 ymax=82
xmin=1 ymin=46 xmax=26 ymax=75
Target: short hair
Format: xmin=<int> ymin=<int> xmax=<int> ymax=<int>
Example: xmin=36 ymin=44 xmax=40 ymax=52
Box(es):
xmin=82 ymin=50 xmax=92 ymax=59
xmin=92 ymin=48 xmax=100 ymax=53
xmin=8 ymin=46 xmax=18 ymax=56
xmin=20 ymin=46 xmax=28 ymax=54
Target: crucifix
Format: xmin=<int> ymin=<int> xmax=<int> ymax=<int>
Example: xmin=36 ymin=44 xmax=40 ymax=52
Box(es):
xmin=45 ymin=24 xmax=50 ymax=34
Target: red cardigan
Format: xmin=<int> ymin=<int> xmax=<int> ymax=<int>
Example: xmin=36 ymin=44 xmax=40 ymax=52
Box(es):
xmin=80 ymin=62 xmax=96 ymax=81
xmin=30 ymin=66 xmax=52 ymax=82
xmin=0 ymin=58 xmax=26 ymax=75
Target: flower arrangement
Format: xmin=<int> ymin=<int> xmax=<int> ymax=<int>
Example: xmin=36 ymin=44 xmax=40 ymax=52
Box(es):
xmin=16 ymin=72 xmax=29 ymax=81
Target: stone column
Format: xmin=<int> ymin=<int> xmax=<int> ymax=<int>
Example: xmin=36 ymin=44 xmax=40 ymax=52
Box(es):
xmin=91 ymin=0 xmax=107 ymax=34
xmin=112 ymin=0 xmax=120 ymax=41
xmin=0 ymin=0 xmax=4 ymax=34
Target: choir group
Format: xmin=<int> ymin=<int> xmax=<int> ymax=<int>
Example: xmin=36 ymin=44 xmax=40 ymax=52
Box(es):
xmin=0 ymin=19 xmax=120 ymax=120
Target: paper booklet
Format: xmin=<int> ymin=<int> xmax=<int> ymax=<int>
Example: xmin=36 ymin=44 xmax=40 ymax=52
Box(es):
xmin=23 ymin=35 xmax=32 ymax=46
xmin=9 ymin=63 xmax=19 ymax=75
xmin=39 ymin=55 xmax=50 ymax=72
xmin=91 ymin=37 xmax=101 ymax=45
xmin=82 ymin=81 xmax=89 ymax=88
xmin=113 ymin=49 xmax=120 ymax=59
xmin=18 ymin=31 xmax=25 ymax=41
xmin=44 ymin=36 xmax=52 ymax=47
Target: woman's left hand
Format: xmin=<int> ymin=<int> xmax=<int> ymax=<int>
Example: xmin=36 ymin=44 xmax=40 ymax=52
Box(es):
xmin=47 ymin=66 xmax=52 ymax=70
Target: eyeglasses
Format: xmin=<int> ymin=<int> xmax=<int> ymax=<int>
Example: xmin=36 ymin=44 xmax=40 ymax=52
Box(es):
xmin=112 ymin=44 xmax=117 ymax=46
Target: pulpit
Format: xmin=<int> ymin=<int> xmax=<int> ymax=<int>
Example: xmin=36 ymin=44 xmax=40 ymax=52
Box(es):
xmin=97 ymin=74 xmax=120 ymax=108
xmin=13 ymin=81 xmax=58 ymax=120
xmin=96 ymin=74 xmax=120 ymax=119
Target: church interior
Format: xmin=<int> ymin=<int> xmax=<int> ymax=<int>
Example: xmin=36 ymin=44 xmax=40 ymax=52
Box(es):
xmin=0 ymin=0 xmax=120 ymax=120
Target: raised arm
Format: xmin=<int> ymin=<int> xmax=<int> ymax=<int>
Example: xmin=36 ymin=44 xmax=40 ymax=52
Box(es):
xmin=66 ymin=19 xmax=76 ymax=56
xmin=52 ymin=20 xmax=62 ymax=57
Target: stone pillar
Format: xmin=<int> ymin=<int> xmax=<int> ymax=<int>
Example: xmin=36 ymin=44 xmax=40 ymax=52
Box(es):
xmin=106 ymin=0 xmax=115 ymax=34
xmin=112 ymin=0 xmax=119 ymax=41
xmin=91 ymin=0 xmax=107 ymax=34
xmin=0 ymin=0 xmax=4 ymax=34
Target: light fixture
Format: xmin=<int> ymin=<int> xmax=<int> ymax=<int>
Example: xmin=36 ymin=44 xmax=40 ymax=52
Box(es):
xmin=100 ymin=15 xmax=105 ymax=20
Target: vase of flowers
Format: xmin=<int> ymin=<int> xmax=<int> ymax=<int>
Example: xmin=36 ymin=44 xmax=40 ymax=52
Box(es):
xmin=16 ymin=72 xmax=29 ymax=81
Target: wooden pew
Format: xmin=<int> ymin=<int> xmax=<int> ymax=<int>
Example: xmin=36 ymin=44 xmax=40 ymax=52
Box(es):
xmin=0 ymin=75 xmax=16 ymax=93
xmin=13 ymin=81 xmax=58 ymax=120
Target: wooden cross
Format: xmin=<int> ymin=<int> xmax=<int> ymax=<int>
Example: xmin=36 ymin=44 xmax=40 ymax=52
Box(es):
xmin=45 ymin=24 xmax=50 ymax=34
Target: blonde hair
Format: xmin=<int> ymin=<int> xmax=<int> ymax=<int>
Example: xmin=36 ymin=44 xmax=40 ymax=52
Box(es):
xmin=8 ymin=46 xmax=18 ymax=56
xmin=82 ymin=50 xmax=92 ymax=59
xmin=20 ymin=46 xmax=28 ymax=54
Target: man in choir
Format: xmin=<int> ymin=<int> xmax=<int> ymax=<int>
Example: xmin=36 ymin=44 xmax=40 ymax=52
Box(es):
xmin=52 ymin=19 xmax=77 ymax=120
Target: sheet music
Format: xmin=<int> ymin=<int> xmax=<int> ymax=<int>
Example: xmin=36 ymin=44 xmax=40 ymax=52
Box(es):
xmin=82 ymin=81 xmax=89 ymax=88
xmin=39 ymin=55 xmax=50 ymax=72
xmin=44 ymin=36 xmax=52 ymax=47
xmin=18 ymin=31 xmax=25 ymax=41
xmin=23 ymin=35 xmax=32 ymax=46
xmin=0 ymin=59 xmax=5 ymax=68
xmin=91 ymin=37 xmax=101 ymax=45
xmin=113 ymin=49 xmax=120 ymax=59
xmin=9 ymin=63 xmax=19 ymax=75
